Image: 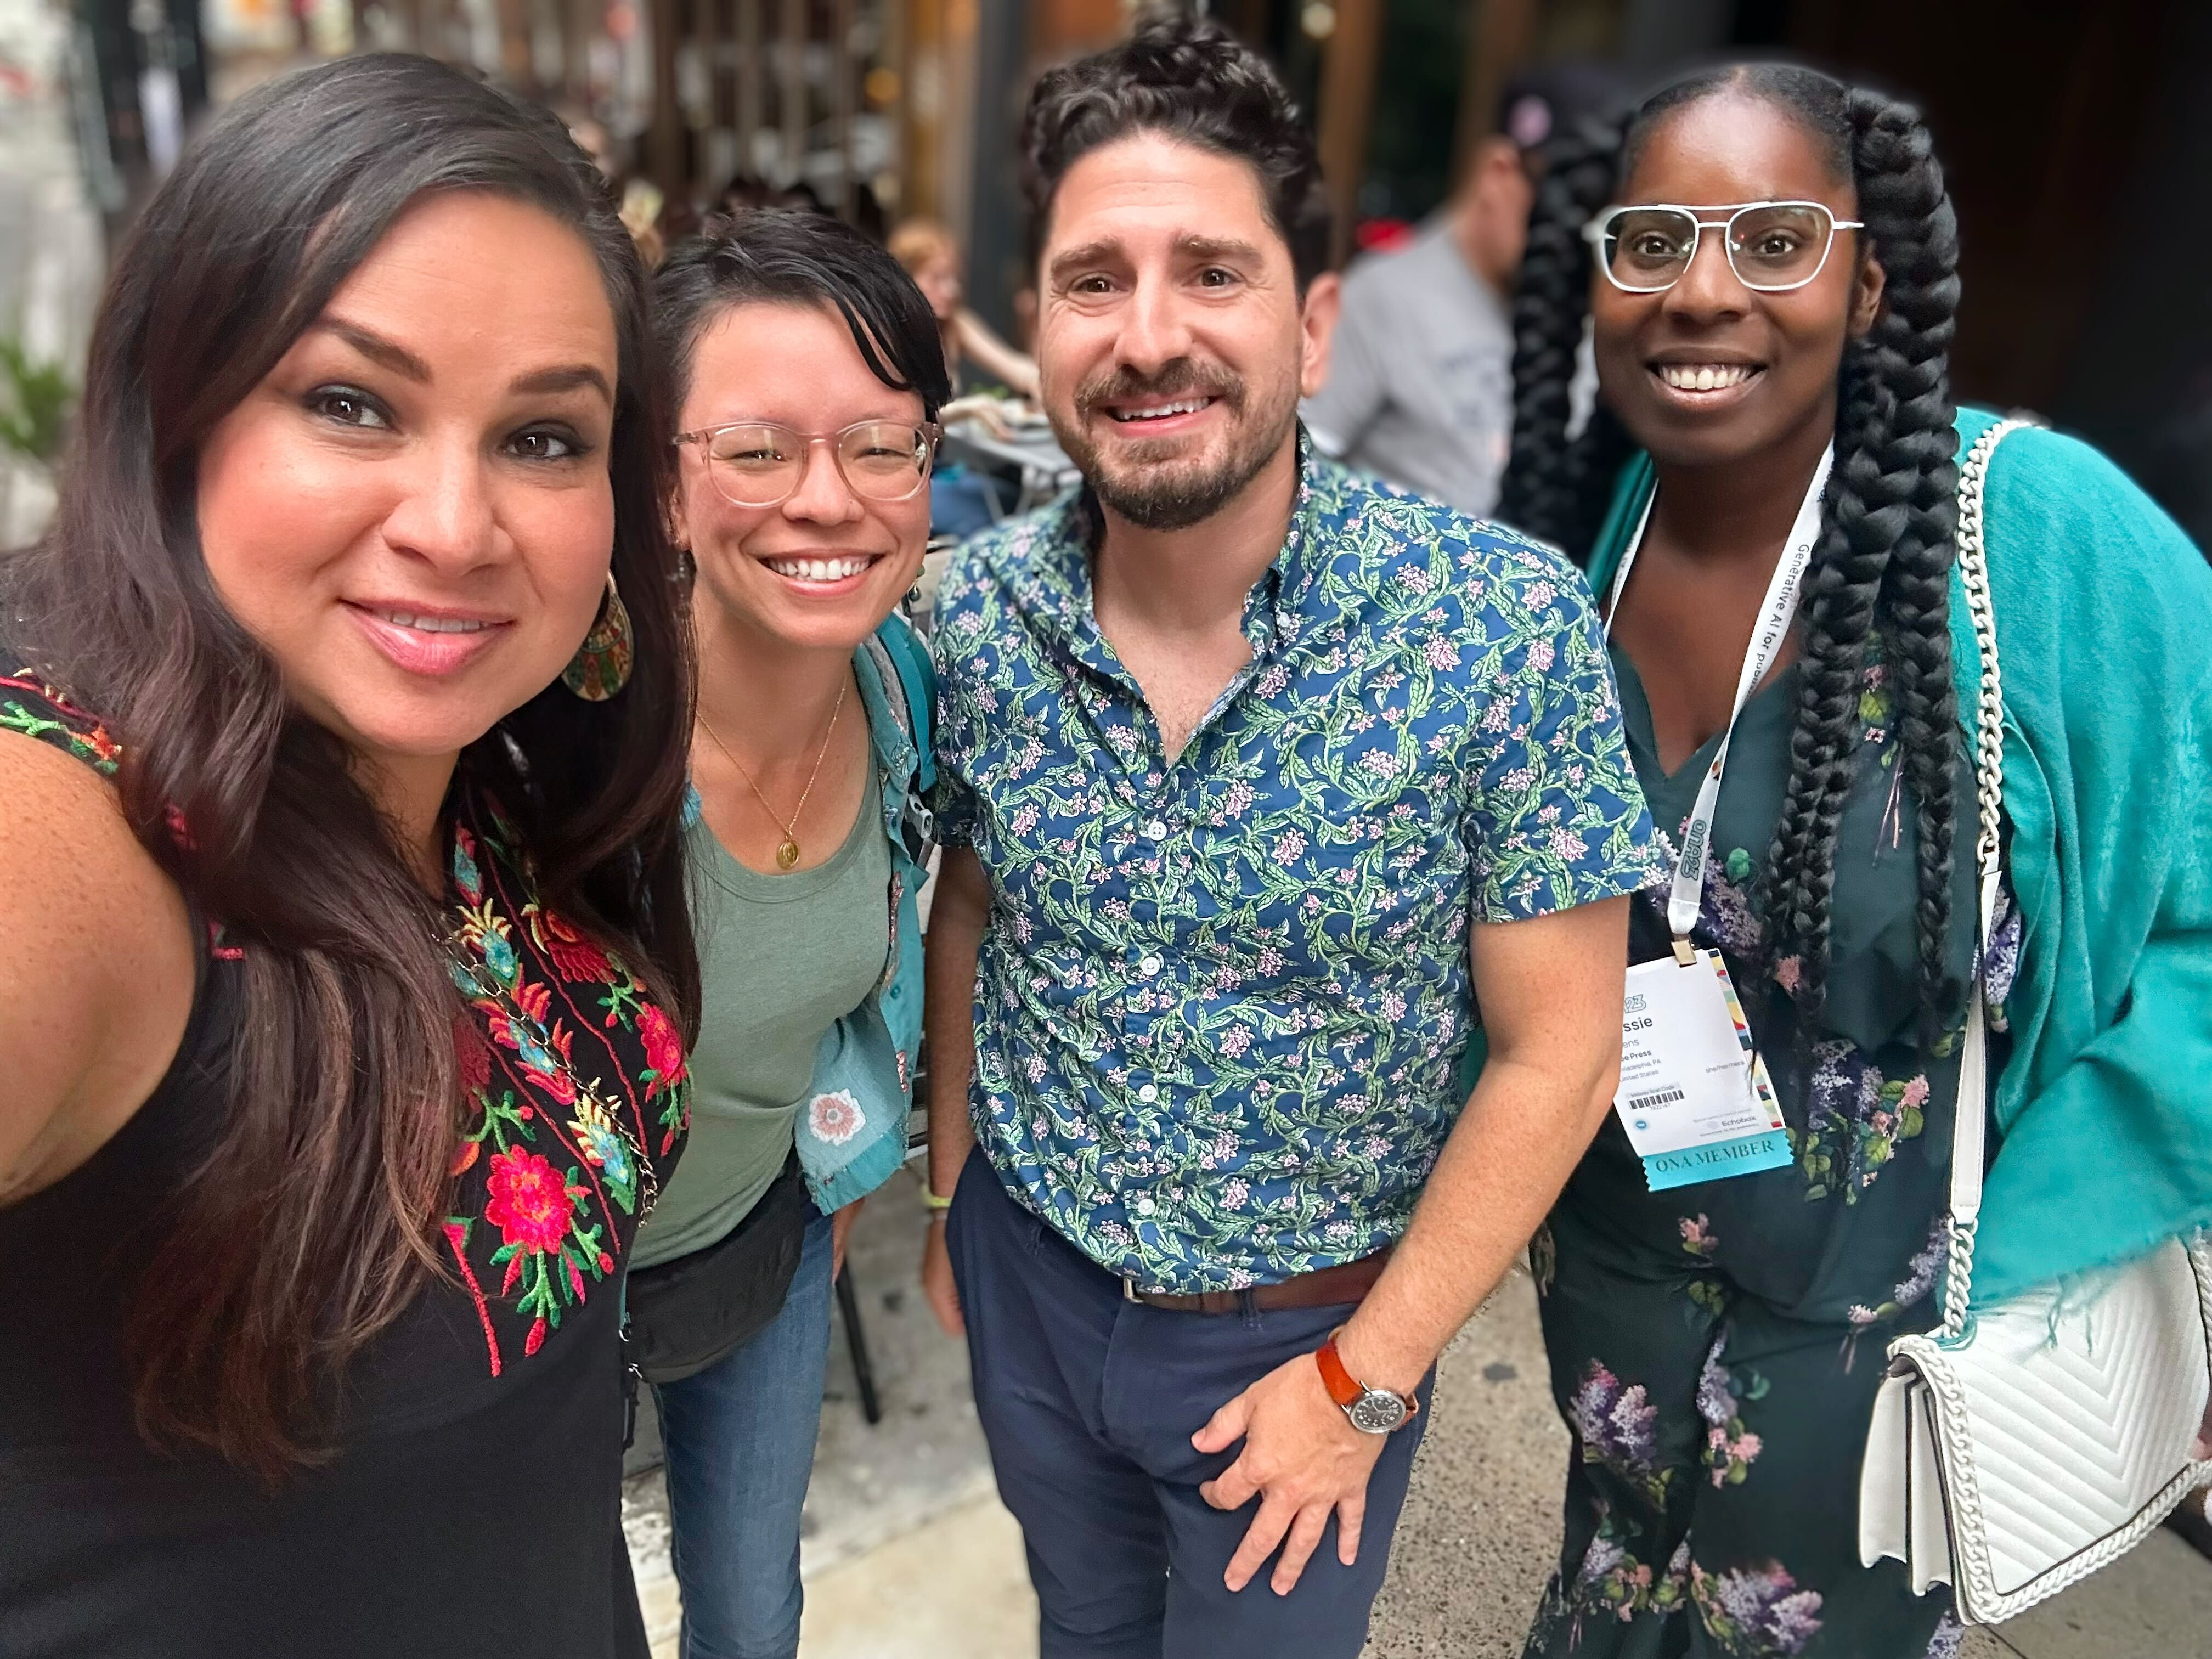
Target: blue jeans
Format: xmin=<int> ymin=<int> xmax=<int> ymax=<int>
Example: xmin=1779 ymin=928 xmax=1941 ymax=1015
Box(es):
xmin=652 ymin=1209 xmax=835 ymax=1659
xmin=946 ymin=1149 xmax=1432 ymax=1659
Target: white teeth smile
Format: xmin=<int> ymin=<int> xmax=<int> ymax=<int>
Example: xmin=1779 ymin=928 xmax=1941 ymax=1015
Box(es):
xmin=1110 ymin=398 xmax=1210 ymax=422
xmin=1658 ymin=364 xmax=1759 ymax=391
xmin=766 ymin=556 xmax=875 ymax=582
xmin=374 ymin=610 xmax=491 ymax=633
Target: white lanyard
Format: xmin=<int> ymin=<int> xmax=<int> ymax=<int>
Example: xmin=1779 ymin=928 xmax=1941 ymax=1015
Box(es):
xmin=1605 ymin=447 xmax=1833 ymax=957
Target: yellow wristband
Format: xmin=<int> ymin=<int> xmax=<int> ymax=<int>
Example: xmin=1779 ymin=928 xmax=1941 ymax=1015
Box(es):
xmin=920 ymin=1190 xmax=954 ymax=1212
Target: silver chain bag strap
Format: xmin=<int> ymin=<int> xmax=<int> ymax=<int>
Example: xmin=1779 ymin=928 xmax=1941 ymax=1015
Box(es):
xmin=1855 ymin=416 xmax=2212 ymax=1622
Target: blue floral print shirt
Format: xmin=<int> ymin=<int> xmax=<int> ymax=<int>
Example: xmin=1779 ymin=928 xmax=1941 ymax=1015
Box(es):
xmin=929 ymin=439 xmax=1666 ymax=1293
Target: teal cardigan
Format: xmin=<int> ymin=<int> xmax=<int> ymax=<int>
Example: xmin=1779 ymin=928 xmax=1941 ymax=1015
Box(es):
xmin=1578 ymin=410 xmax=2212 ymax=1304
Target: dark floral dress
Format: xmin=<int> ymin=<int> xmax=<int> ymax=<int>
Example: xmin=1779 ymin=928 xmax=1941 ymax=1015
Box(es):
xmin=0 ymin=662 xmax=691 ymax=1657
xmin=1523 ymin=647 xmax=2019 ymax=1659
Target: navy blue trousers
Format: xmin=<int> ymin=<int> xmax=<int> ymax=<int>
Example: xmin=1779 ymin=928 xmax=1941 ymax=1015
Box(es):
xmin=947 ymin=1149 xmax=1432 ymax=1659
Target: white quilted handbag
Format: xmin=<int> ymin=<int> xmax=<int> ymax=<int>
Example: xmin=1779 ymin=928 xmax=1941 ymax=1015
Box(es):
xmin=1856 ymin=417 xmax=2212 ymax=1623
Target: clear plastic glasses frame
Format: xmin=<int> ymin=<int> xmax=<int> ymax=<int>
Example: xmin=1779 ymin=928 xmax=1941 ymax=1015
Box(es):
xmin=672 ymin=418 xmax=943 ymax=508
xmin=1582 ymin=201 xmax=1865 ymax=295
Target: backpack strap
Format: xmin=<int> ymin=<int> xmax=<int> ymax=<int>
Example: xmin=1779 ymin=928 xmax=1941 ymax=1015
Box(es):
xmin=871 ymin=614 xmax=936 ymax=795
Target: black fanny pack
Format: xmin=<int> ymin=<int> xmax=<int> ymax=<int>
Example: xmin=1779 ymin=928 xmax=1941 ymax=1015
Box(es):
xmin=624 ymin=1153 xmax=814 ymax=1385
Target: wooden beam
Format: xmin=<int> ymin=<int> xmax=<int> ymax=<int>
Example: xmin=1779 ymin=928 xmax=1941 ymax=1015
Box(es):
xmin=737 ymin=0 xmax=763 ymax=174
xmin=1316 ymin=0 xmax=1385 ymax=268
xmin=1453 ymin=0 xmax=1538 ymax=185
xmin=648 ymin=0 xmax=685 ymax=191
xmin=779 ymin=0 xmax=805 ymax=188
xmin=833 ymin=0 xmax=855 ymax=217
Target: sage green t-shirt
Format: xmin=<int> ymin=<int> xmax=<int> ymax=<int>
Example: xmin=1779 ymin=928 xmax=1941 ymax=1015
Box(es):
xmin=630 ymin=770 xmax=890 ymax=1271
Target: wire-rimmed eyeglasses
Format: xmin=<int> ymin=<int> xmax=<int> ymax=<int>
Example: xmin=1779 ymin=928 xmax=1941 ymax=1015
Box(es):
xmin=1582 ymin=201 xmax=1865 ymax=295
xmin=672 ymin=419 xmax=943 ymax=509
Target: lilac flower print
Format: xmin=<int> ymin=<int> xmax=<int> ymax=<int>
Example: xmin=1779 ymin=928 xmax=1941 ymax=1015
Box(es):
xmin=1568 ymin=1362 xmax=1673 ymax=1504
xmin=1696 ymin=1341 xmax=1765 ymax=1489
xmin=1925 ymin=1612 xmax=1966 ymax=1658
xmin=1696 ymin=844 xmax=1765 ymax=957
xmin=1690 ymin=1560 xmax=1824 ymax=1658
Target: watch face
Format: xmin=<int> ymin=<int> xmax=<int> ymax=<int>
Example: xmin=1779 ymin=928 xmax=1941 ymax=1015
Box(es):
xmin=1347 ymin=1389 xmax=1408 ymax=1435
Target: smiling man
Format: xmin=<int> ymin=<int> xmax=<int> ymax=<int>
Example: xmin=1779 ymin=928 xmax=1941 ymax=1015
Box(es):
xmin=917 ymin=18 xmax=1664 ymax=1658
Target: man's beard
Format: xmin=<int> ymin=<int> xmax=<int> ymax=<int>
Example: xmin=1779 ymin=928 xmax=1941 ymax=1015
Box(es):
xmin=1050 ymin=359 xmax=1298 ymax=532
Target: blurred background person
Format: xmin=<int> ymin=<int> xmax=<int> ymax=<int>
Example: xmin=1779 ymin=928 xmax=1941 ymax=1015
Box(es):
xmin=1301 ymin=61 xmax=1630 ymax=517
xmin=625 ymin=210 xmax=943 ymax=1659
xmin=889 ymin=216 xmax=1039 ymax=400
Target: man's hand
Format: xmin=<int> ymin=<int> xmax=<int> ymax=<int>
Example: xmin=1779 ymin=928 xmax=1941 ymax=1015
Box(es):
xmin=921 ymin=1214 xmax=963 ymax=1336
xmin=1193 ymin=1350 xmax=1387 ymax=1596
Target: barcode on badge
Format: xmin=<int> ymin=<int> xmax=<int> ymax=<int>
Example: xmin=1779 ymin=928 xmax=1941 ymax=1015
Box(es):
xmin=1628 ymin=1087 xmax=1686 ymax=1111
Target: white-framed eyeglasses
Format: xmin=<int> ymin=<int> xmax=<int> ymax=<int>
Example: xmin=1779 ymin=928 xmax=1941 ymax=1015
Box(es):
xmin=1582 ymin=201 xmax=1865 ymax=295
xmin=672 ymin=419 xmax=942 ymax=509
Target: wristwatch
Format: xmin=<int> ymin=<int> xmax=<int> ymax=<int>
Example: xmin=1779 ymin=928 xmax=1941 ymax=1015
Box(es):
xmin=1314 ymin=1333 xmax=1419 ymax=1435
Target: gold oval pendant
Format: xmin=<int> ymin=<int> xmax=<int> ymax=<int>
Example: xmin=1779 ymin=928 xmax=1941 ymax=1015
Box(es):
xmin=776 ymin=838 xmax=800 ymax=871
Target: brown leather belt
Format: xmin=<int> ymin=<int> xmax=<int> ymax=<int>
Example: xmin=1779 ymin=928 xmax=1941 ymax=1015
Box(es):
xmin=1122 ymin=1246 xmax=1392 ymax=1314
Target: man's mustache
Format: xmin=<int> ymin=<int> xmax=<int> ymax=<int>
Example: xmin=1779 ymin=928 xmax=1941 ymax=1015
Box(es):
xmin=1074 ymin=362 xmax=1245 ymax=419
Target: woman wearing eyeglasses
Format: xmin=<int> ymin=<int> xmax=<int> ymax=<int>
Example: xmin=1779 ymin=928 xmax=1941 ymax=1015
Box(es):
xmin=1499 ymin=65 xmax=2212 ymax=1657
xmin=627 ymin=211 xmax=945 ymax=1659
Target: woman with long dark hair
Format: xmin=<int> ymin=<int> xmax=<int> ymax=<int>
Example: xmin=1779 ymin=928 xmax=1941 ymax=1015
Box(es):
xmin=0 ymin=54 xmax=698 ymax=1655
xmin=1500 ymin=65 xmax=2212 ymax=1655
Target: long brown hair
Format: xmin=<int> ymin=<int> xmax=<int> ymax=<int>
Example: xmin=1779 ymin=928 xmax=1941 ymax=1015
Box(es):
xmin=1 ymin=54 xmax=700 ymax=1480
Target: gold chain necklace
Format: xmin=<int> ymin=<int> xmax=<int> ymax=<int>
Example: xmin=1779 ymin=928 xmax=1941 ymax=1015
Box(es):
xmin=696 ymin=678 xmax=847 ymax=872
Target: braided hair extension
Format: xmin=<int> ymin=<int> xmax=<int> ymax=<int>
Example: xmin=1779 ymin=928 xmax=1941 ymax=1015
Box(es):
xmin=1497 ymin=111 xmax=1634 ymax=555
xmin=1500 ymin=65 xmax=1964 ymax=1036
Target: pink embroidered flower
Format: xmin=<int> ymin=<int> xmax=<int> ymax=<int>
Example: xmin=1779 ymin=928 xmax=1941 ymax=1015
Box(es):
xmin=484 ymin=1147 xmax=579 ymax=1255
xmin=809 ymin=1090 xmax=866 ymax=1146
xmin=1774 ymin=955 xmax=1804 ymax=994
xmin=1900 ymin=1075 xmax=1930 ymax=1109
xmin=637 ymin=1003 xmax=687 ymax=1099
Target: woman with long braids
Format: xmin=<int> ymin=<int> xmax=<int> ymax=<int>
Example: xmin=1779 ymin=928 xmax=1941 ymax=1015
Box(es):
xmin=1500 ymin=64 xmax=2212 ymax=1656
xmin=0 ymin=57 xmax=697 ymax=1655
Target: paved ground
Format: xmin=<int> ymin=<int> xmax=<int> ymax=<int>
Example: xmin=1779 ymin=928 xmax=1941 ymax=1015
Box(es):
xmin=625 ymin=1173 xmax=2211 ymax=1657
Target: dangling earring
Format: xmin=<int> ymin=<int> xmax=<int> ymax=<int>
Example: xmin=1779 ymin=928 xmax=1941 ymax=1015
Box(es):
xmin=563 ymin=570 xmax=635 ymax=701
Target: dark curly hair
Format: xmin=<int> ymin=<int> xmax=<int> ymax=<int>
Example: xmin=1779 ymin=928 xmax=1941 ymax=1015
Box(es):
xmin=1019 ymin=11 xmax=1330 ymax=290
xmin=1500 ymin=63 xmax=1964 ymax=1034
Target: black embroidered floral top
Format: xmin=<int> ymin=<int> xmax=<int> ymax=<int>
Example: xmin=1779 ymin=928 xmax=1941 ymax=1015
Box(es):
xmin=0 ymin=661 xmax=690 ymax=1657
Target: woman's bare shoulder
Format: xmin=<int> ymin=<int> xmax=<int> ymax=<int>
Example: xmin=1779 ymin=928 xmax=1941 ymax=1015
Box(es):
xmin=0 ymin=727 xmax=198 ymax=1205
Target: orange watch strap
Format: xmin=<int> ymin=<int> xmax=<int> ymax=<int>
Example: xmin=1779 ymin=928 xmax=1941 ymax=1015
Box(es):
xmin=1314 ymin=1334 xmax=1420 ymax=1418
xmin=1314 ymin=1335 xmax=1365 ymax=1410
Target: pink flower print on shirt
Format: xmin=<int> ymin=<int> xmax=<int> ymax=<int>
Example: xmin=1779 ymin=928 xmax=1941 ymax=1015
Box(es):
xmin=809 ymin=1089 xmax=866 ymax=1146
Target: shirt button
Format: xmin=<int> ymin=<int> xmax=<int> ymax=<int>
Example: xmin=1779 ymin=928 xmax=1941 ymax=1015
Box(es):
xmin=1145 ymin=817 xmax=1168 ymax=839
xmin=1139 ymin=955 xmax=1162 ymax=979
xmin=1137 ymin=1083 xmax=1159 ymax=1104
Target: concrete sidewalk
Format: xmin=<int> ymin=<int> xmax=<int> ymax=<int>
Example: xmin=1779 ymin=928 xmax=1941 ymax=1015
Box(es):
xmin=625 ymin=1174 xmax=2212 ymax=1657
